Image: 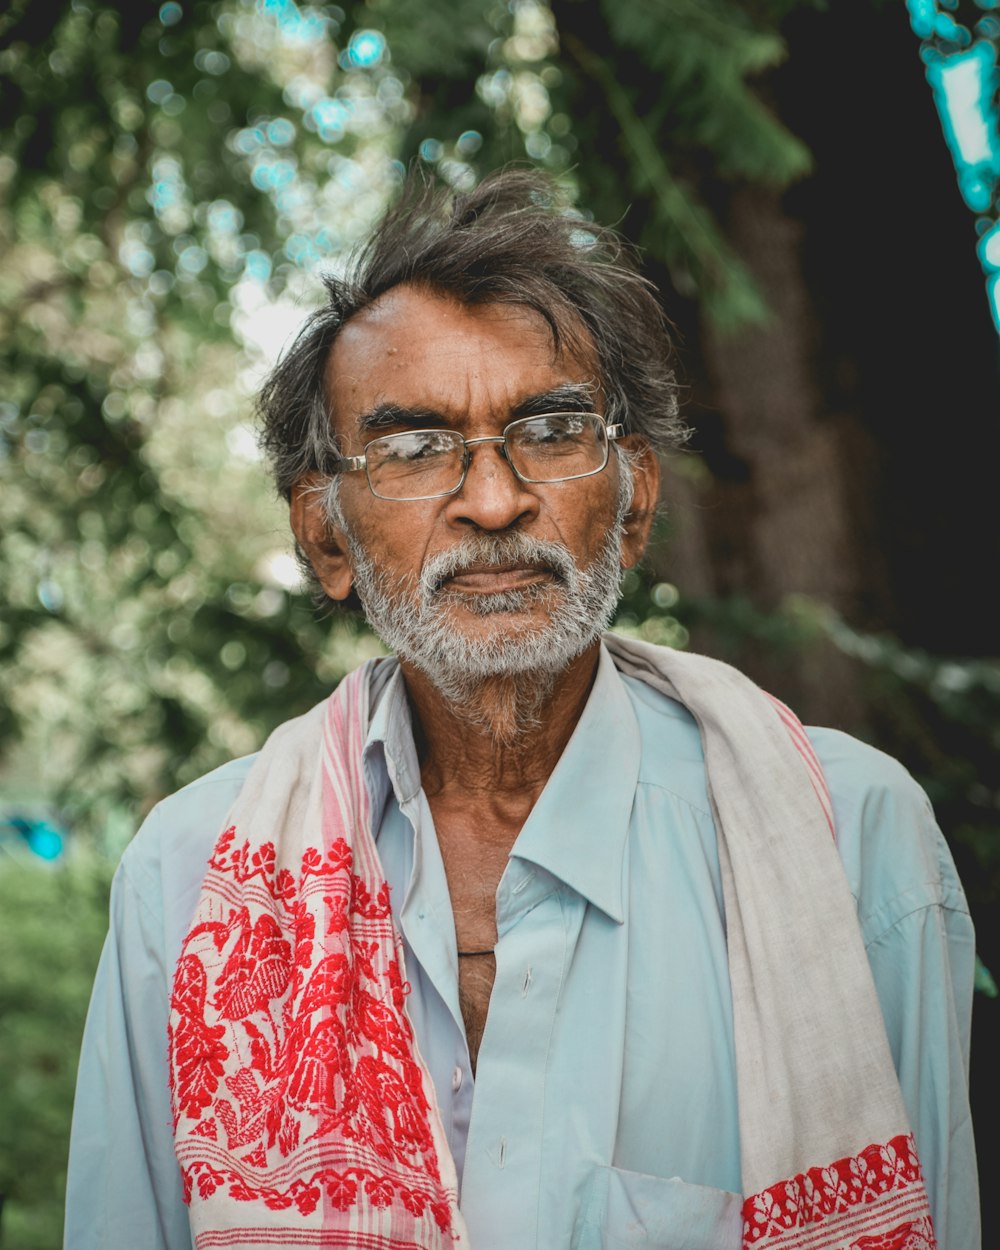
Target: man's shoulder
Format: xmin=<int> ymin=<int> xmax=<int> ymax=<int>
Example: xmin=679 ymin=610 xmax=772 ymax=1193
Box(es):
xmin=804 ymin=726 xmax=967 ymax=929
xmin=172 ymin=752 xmax=260 ymax=800
xmin=806 ymin=724 xmax=918 ymax=794
xmin=804 ymin=725 xmax=936 ymax=838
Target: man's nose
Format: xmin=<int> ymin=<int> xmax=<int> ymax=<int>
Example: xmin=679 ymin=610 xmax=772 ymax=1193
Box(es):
xmin=443 ymin=438 xmax=540 ymax=531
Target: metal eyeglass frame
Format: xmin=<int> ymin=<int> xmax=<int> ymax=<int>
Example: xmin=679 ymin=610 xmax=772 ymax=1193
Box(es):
xmin=332 ymin=412 xmax=626 ymax=502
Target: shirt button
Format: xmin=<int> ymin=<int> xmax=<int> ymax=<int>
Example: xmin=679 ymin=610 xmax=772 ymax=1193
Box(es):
xmin=451 ymin=1066 xmax=463 ymax=1092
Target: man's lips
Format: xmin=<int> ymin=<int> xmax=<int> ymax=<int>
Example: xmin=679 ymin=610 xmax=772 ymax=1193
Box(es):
xmin=440 ymin=563 xmax=556 ymax=593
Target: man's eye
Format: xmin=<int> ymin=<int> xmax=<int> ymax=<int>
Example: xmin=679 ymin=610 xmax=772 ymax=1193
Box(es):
xmin=522 ymin=417 xmax=585 ymax=442
xmin=382 ymin=433 xmax=455 ymax=463
xmin=519 ymin=417 xmax=586 ymax=448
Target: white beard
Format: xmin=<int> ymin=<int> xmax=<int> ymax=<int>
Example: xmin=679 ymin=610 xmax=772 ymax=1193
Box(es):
xmin=325 ymin=470 xmax=631 ymax=713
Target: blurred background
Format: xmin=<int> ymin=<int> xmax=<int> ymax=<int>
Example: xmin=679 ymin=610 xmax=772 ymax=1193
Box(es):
xmin=1 ymin=0 xmax=999 ymax=1244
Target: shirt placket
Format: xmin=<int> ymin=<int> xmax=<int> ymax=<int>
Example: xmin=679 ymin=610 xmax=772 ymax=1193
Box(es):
xmin=459 ymin=858 xmax=585 ymax=1250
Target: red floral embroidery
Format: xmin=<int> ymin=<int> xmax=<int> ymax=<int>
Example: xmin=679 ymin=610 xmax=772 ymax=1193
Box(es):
xmin=742 ymin=1135 xmax=935 ymax=1249
xmin=295 ymin=1184 xmax=321 ymax=1216
xmin=169 ymin=955 xmax=229 ymax=1122
xmin=170 ymin=816 xmax=454 ymax=1238
xmin=214 ymin=910 xmax=293 ymax=1020
xmin=365 ymin=1175 xmax=396 ymax=1208
xmin=852 ymin=1221 xmax=935 ymax=1250
xmin=327 ymin=1172 xmax=358 ymax=1211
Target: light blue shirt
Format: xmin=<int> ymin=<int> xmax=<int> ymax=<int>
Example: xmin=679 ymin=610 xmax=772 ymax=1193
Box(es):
xmin=65 ymin=646 xmax=979 ymax=1250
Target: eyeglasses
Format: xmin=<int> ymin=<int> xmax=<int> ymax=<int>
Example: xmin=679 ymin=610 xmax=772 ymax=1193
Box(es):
xmin=333 ymin=412 xmax=624 ymax=502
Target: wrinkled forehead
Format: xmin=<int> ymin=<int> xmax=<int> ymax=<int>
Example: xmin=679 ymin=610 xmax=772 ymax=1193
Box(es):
xmin=323 ymin=283 xmax=602 ymax=438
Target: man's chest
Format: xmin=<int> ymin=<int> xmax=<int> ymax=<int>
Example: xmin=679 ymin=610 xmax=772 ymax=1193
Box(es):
xmin=431 ymin=804 xmax=515 ymax=1071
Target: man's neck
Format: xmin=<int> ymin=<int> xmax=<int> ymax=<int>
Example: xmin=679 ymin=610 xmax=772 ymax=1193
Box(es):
xmin=400 ymin=642 xmax=601 ymax=802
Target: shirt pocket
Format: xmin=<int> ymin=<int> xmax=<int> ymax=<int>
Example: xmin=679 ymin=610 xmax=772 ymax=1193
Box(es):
xmin=572 ymin=1164 xmax=743 ymax=1250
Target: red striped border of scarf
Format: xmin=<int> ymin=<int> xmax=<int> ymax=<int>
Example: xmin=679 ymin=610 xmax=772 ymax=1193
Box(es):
xmin=766 ymin=693 xmax=836 ymax=837
xmin=194 ymin=1231 xmax=449 ymax=1248
xmin=742 ymin=1132 xmax=935 ymax=1250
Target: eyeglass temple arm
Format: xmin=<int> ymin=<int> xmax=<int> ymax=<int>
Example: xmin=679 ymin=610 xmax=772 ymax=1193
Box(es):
xmin=331 ymin=453 xmax=367 ymax=474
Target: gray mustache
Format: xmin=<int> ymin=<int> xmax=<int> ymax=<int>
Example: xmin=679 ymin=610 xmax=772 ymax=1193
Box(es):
xmin=420 ymin=535 xmax=578 ymax=598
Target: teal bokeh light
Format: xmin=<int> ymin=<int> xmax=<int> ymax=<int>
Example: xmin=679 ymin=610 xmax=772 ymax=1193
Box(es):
xmin=978 ymin=221 xmax=1000 ymax=268
xmin=907 ymin=0 xmax=939 ymax=39
xmin=3 ymin=815 xmax=66 ymax=861
xmin=911 ymin=6 xmax=1000 ymax=336
xmin=258 ymin=0 xmax=326 ymax=44
xmin=347 ymin=30 xmax=386 ymax=68
xmin=989 ymin=272 xmax=1000 ymax=331
xmin=28 ymin=824 xmax=64 ymax=861
xmin=926 ymin=40 xmax=1000 ymax=212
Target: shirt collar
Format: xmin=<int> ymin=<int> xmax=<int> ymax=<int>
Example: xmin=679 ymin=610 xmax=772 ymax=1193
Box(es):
xmin=508 ymin=643 xmax=640 ymax=923
xmin=364 ymin=658 xmax=420 ymax=833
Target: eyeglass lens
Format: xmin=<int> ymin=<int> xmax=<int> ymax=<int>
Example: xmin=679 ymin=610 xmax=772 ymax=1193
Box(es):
xmin=365 ymin=414 xmax=608 ymax=501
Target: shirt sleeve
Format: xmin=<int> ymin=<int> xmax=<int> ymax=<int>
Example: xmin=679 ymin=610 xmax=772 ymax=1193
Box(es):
xmin=818 ymin=731 xmax=980 ymax=1250
xmin=862 ymin=867 xmax=978 ymax=1250
xmin=64 ymin=807 xmax=193 ymax=1250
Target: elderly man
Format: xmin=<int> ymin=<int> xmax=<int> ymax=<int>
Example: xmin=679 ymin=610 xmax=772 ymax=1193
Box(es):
xmin=66 ymin=171 xmax=978 ymax=1250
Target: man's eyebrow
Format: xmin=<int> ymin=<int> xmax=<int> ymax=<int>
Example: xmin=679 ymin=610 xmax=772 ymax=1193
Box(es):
xmin=356 ymin=384 xmax=598 ymax=433
xmin=510 ymin=384 xmax=597 ymax=417
xmin=357 ymin=402 xmax=449 ymax=432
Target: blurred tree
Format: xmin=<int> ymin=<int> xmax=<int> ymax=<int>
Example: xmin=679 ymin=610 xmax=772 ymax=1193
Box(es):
xmin=0 ymin=0 xmax=398 ymax=850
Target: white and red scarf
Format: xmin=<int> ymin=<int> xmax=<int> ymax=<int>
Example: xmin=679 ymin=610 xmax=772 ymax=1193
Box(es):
xmin=169 ymin=636 xmax=936 ymax=1250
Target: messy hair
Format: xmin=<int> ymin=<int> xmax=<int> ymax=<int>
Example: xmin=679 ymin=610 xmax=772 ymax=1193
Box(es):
xmin=256 ymin=166 xmax=686 ymax=503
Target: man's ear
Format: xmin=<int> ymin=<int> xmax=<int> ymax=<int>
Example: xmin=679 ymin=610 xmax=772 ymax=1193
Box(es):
xmin=618 ymin=440 xmax=661 ymax=571
xmin=289 ymin=476 xmax=355 ymax=602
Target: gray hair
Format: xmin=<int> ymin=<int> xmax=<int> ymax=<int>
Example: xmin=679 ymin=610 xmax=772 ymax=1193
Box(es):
xmin=257 ymin=167 xmax=686 ymax=504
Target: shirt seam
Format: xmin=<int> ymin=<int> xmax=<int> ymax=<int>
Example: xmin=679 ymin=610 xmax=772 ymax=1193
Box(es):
xmin=862 ymin=896 xmax=972 ymax=951
xmin=634 ymin=776 xmax=713 ymax=821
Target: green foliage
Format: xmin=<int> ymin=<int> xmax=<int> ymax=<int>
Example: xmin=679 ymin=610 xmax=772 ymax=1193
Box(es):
xmin=0 ymin=857 xmax=113 ymax=1249
xmin=0 ymin=0 xmax=397 ymax=848
xmin=374 ymin=0 xmax=821 ymax=326
xmin=363 ymin=0 xmax=501 ymax=81
xmin=554 ymin=0 xmax=819 ymax=324
xmin=598 ymin=0 xmax=812 ymax=185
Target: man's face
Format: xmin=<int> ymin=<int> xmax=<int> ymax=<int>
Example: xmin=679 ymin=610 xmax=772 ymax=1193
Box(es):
xmin=305 ymin=284 xmax=652 ymax=694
